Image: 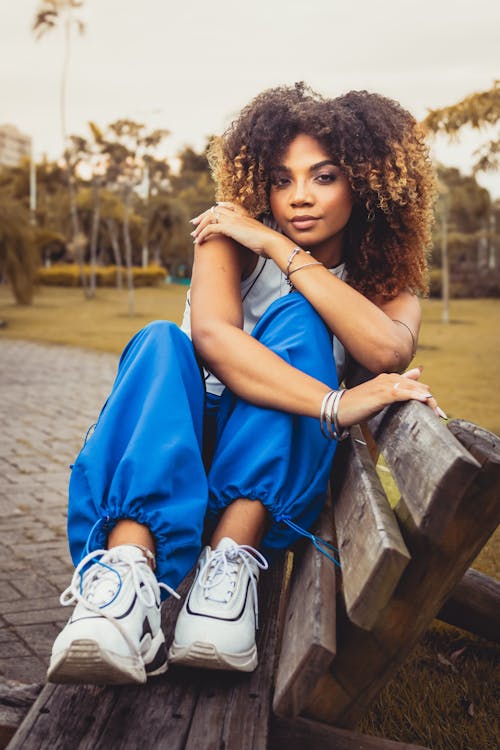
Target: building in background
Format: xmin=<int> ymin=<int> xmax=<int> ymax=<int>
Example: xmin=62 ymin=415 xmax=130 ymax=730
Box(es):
xmin=0 ymin=124 xmax=31 ymax=167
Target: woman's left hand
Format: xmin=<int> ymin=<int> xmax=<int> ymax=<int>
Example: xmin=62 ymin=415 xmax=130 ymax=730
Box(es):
xmin=337 ymin=367 xmax=447 ymax=427
xmin=190 ymin=203 xmax=279 ymax=257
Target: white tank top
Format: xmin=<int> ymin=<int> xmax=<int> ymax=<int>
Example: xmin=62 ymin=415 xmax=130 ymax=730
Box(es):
xmin=180 ymin=257 xmax=348 ymax=395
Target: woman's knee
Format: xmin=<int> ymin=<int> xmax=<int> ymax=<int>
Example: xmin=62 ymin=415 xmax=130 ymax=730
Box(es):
xmin=252 ymin=293 xmax=335 ymax=378
xmin=121 ymin=320 xmax=190 ymax=361
xmin=140 ymin=319 xmax=182 ymax=342
xmin=255 ymin=293 xmax=328 ymax=342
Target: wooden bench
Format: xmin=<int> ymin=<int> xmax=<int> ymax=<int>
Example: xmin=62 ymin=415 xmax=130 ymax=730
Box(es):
xmin=7 ymin=403 xmax=500 ymax=750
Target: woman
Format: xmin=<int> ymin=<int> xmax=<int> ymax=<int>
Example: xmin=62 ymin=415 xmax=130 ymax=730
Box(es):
xmin=48 ymin=84 xmax=442 ymax=685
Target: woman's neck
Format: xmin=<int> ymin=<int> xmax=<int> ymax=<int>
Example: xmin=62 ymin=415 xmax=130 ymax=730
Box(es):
xmin=307 ymin=238 xmax=344 ymax=269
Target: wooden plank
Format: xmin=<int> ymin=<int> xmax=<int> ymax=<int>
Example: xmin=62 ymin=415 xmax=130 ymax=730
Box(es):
xmin=334 ymin=425 xmax=410 ymax=630
xmin=6 ymin=669 xmax=200 ymax=750
xmin=182 ymin=556 xmax=287 ymax=750
xmin=11 ymin=558 xmax=286 ymax=750
xmin=303 ymin=419 xmax=500 ymax=728
xmin=0 ymin=682 xmax=42 ymax=748
xmin=270 ymin=716 xmax=431 ymax=750
xmin=9 ymin=575 xmax=199 ymax=750
xmin=447 ymin=418 xmax=500 ymax=466
xmin=438 ymin=568 xmax=500 ymax=643
xmin=368 ymin=401 xmax=481 ymax=543
xmin=273 ymin=501 xmax=337 ymax=718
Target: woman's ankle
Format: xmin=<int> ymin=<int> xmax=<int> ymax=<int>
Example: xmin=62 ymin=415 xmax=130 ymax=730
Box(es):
xmin=107 ymin=520 xmax=156 ymax=569
xmin=210 ymin=498 xmax=268 ymax=549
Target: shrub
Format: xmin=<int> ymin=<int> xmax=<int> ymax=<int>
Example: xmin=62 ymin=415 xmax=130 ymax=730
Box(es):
xmin=37 ymin=264 xmax=167 ymax=288
xmin=429 ymin=269 xmax=442 ymax=298
xmin=429 ymin=268 xmax=500 ymax=298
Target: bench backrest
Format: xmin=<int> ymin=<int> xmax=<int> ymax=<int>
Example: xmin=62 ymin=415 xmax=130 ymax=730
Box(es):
xmin=274 ymin=403 xmax=500 ymax=726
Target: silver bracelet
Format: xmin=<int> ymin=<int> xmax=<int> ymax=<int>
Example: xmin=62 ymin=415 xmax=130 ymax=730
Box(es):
xmin=288 ymin=261 xmax=323 ymax=279
xmin=332 ymin=388 xmax=349 ymax=441
xmin=320 ymin=390 xmax=336 ymax=438
xmin=320 ymin=389 xmax=349 ymax=441
xmin=392 ymin=319 xmax=417 ymax=356
xmin=285 ymin=246 xmax=302 ymax=280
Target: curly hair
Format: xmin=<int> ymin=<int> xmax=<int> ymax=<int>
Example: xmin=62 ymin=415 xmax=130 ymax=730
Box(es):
xmin=209 ymin=85 xmax=436 ymax=299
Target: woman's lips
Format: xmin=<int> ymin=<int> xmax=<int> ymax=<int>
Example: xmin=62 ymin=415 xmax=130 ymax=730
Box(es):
xmin=290 ymin=216 xmax=319 ymax=230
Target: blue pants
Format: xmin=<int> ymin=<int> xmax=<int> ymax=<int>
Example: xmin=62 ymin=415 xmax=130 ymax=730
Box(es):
xmin=67 ymin=292 xmax=339 ymax=594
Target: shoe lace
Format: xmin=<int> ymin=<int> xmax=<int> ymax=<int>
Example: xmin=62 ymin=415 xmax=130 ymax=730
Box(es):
xmin=59 ymin=547 xmax=179 ymax=657
xmin=200 ymin=543 xmax=268 ymax=628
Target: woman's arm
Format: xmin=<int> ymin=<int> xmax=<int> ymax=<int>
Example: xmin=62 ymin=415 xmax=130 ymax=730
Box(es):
xmin=190 ymin=236 xmax=439 ymax=427
xmin=190 ymin=236 xmax=333 ymax=417
xmin=267 ymin=245 xmax=421 ymax=373
xmin=192 ymin=207 xmax=420 ymax=374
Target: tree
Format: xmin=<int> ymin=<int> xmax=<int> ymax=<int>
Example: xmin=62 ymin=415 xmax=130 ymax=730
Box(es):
xmin=424 ymin=81 xmax=500 ymax=172
xmin=33 ymin=1 xmax=87 ymax=289
xmin=171 ymin=143 xmax=215 ymax=219
xmin=90 ymin=119 xmax=170 ymax=315
xmin=0 ymin=190 xmax=38 ymax=304
xmin=170 ymin=142 xmax=216 ymax=276
xmin=432 ymin=165 xmax=492 ymax=310
xmin=33 ymin=1 xmax=85 ymax=142
xmin=148 ymin=194 xmax=189 ymax=273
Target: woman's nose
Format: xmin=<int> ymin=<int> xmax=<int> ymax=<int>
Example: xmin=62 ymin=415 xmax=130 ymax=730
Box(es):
xmin=290 ymin=180 xmax=313 ymax=206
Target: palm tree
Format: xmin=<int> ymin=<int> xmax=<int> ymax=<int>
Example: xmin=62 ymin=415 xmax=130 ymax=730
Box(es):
xmin=99 ymin=120 xmax=170 ymax=315
xmin=33 ymin=1 xmax=87 ymax=289
xmin=424 ymin=81 xmax=500 ymax=172
xmin=0 ymin=192 xmax=38 ymax=304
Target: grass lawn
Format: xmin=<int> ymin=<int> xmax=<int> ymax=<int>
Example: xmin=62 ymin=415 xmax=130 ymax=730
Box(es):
xmin=1 ymin=284 xmax=499 ymax=433
xmin=1 ymin=283 xmax=499 ymax=750
xmin=0 ymin=284 xmax=188 ymax=355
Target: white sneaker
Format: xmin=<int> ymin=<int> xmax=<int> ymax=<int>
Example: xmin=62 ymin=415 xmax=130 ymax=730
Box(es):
xmin=47 ymin=544 xmax=178 ymax=685
xmin=168 ymin=537 xmax=268 ymax=672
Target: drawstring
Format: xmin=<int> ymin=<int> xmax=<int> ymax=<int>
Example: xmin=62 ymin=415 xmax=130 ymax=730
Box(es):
xmin=69 ymin=422 xmax=97 ymax=468
xmin=83 ymin=422 xmax=97 ymax=446
xmin=276 ymin=514 xmax=341 ymax=568
xmin=83 ymin=516 xmax=112 ymax=557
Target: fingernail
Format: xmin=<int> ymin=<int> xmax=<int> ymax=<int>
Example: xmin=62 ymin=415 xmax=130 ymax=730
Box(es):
xmin=422 ymin=392 xmax=433 ymax=398
xmin=190 ymin=230 xmax=197 ymax=237
xmin=436 ymin=406 xmax=448 ymax=419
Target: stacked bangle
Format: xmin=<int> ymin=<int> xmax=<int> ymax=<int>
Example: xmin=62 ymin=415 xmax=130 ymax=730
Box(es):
xmin=285 ymin=246 xmax=323 ymax=286
xmin=320 ymin=389 xmax=349 ymax=441
xmin=285 ymin=247 xmax=302 ymax=278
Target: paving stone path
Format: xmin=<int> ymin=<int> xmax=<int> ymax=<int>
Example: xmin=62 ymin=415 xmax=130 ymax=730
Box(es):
xmin=0 ymin=339 xmax=117 ymax=684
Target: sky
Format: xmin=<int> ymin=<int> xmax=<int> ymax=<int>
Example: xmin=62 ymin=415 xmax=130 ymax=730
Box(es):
xmin=1 ymin=0 xmax=499 ymax=195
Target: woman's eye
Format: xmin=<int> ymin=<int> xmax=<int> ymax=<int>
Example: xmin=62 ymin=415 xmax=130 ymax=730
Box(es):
xmin=271 ymin=176 xmax=290 ymax=188
xmin=316 ymin=173 xmax=337 ymax=184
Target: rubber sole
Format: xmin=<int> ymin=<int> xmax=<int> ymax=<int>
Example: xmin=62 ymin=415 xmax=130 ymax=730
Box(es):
xmin=47 ymin=635 xmax=168 ymax=685
xmin=168 ymin=639 xmax=257 ymax=672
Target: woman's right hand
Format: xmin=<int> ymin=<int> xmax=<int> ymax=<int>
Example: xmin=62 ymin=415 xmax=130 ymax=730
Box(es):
xmin=191 ymin=201 xmax=250 ymax=223
xmin=190 ymin=203 xmax=285 ymax=258
xmin=337 ymin=367 xmax=446 ymax=427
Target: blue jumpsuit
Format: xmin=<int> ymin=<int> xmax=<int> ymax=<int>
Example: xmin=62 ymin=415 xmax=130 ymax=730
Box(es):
xmin=67 ymin=291 xmax=339 ymax=594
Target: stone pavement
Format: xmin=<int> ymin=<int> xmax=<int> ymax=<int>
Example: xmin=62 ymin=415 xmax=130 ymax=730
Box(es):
xmin=0 ymin=339 xmax=117 ymax=684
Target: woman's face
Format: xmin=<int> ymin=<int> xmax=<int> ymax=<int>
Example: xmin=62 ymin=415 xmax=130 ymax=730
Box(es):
xmin=269 ymin=133 xmax=353 ymax=264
